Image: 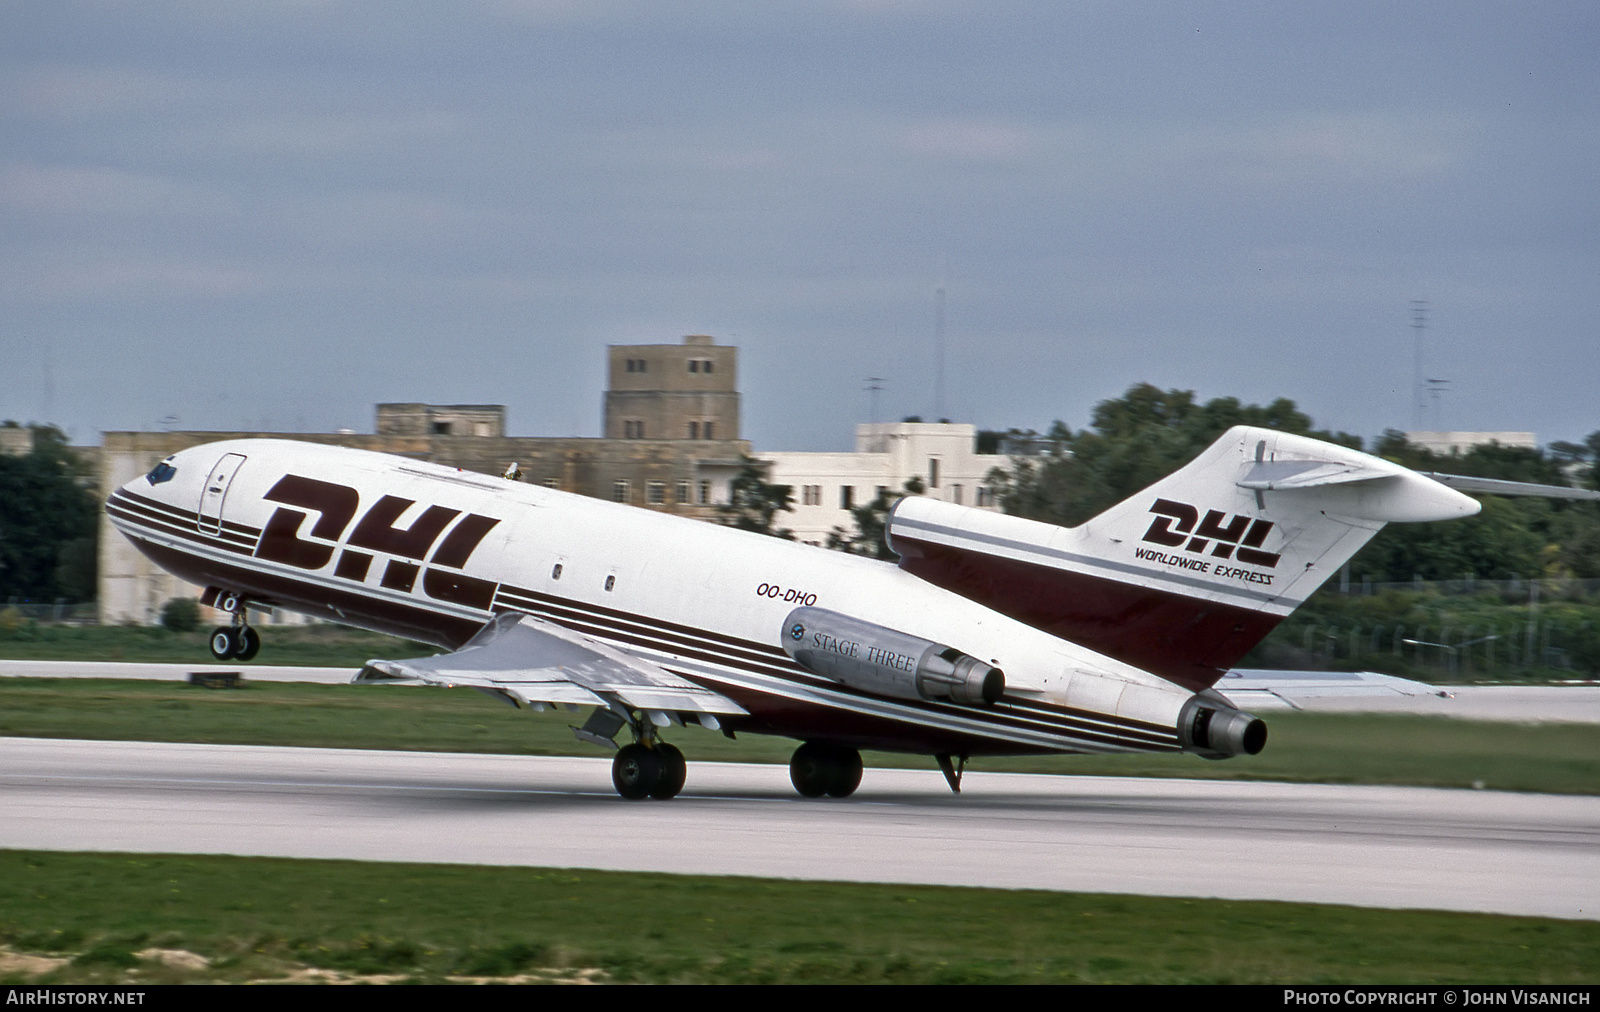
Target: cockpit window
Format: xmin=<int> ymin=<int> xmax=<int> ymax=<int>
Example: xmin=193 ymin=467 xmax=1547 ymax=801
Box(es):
xmin=146 ymin=462 xmax=177 ymax=485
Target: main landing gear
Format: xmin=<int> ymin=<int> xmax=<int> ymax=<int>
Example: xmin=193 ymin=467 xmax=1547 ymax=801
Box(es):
xmin=611 ymin=742 xmax=687 ymax=800
xmin=595 ymin=704 xmax=688 ymax=801
xmin=789 ymin=741 xmax=863 ymax=798
xmin=206 ymin=592 xmax=259 ymax=661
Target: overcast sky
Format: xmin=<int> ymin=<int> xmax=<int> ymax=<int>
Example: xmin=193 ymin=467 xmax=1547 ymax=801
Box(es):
xmin=3 ymin=1 xmax=1595 ymax=451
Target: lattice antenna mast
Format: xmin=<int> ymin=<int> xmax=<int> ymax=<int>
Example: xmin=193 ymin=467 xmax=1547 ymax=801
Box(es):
xmin=933 ymin=285 xmax=946 ymax=421
xmin=864 ymin=377 xmax=886 ymax=426
xmin=1410 ymin=300 xmax=1429 ymax=430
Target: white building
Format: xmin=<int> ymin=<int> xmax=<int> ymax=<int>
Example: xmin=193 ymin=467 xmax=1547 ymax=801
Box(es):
xmin=762 ymin=422 xmax=1007 ymax=546
xmin=1404 ymin=431 xmax=1537 ymax=456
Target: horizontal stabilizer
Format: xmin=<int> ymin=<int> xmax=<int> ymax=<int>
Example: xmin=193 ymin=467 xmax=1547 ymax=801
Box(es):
xmin=1236 ymin=459 xmax=1393 ymax=490
xmin=1422 ymin=473 xmax=1600 ymax=502
xmin=1214 ymin=669 xmax=1449 ymax=710
xmin=355 ymin=610 xmax=748 ymax=716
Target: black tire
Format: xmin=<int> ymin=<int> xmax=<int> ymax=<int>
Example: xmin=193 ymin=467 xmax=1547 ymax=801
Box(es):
xmin=208 ymin=627 xmax=237 ymax=661
xmin=612 ymin=743 xmax=663 ymax=800
xmin=825 ymin=747 xmax=863 ymax=798
xmin=651 ymin=743 xmax=686 ymax=800
xmin=234 ymin=627 xmax=261 ymax=662
xmin=789 ymin=741 xmax=832 ymax=798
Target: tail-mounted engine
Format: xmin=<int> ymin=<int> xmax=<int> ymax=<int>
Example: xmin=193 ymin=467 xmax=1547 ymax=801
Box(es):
xmin=1178 ymin=692 xmax=1268 ymax=759
xmin=781 ymin=607 xmax=1004 ymax=706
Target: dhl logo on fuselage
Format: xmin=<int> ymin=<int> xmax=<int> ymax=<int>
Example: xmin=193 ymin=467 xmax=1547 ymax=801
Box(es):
xmin=253 ymin=475 xmax=501 ymax=610
xmin=1140 ymin=498 xmax=1280 ymax=569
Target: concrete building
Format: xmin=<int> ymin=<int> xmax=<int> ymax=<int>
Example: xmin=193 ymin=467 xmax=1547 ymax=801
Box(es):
xmin=375 ymin=404 xmax=506 ymax=438
xmin=764 ymin=422 xmax=1006 ymax=546
xmin=1405 ymin=431 xmax=1538 ymax=456
xmin=0 ymin=426 xmax=34 ymax=457
xmin=604 ymin=335 xmax=739 ymax=441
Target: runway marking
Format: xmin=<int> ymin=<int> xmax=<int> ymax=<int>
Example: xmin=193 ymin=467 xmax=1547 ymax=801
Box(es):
xmin=0 ymin=772 xmax=916 ymax=807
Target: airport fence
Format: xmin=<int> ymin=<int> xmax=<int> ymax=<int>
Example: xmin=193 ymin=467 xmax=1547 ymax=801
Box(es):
xmin=1 ymin=599 xmax=98 ymax=624
xmin=1287 ymin=577 xmax=1600 ymax=678
xmin=1336 ymin=575 xmax=1600 ymax=602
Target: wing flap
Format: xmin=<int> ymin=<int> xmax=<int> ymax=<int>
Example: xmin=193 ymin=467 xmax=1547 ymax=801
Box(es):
xmin=354 ymin=610 xmax=747 ymax=716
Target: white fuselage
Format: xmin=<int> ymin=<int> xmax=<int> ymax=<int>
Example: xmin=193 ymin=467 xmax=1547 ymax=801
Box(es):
xmin=108 ymin=439 xmax=1200 ymax=756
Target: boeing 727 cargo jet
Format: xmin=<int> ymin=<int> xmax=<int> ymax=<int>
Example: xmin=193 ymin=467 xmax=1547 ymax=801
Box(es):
xmin=106 ymin=426 xmax=1481 ymax=800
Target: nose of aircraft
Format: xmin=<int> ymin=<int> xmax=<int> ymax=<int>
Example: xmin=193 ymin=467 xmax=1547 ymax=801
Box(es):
xmin=112 ymin=452 xmax=186 ymax=515
xmin=136 ymin=456 xmax=179 ymax=491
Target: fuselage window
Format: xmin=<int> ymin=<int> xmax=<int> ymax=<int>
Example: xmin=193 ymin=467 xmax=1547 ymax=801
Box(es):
xmin=604 ymin=575 xmax=616 ymax=592
xmin=551 ymin=564 xmax=563 ymax=580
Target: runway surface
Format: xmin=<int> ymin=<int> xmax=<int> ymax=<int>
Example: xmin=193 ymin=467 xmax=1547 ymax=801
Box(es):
xmin=6 ymin=660 xmax=1598 ymax=721
xmin=4 ymin=736 xmax=1596 ymax=921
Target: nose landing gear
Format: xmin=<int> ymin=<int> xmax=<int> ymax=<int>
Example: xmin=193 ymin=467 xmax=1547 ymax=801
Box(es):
xmin=205 ymin=592 xmax=260 ymax=661
xmin=207 ymin=623 xmax=260 ymax=661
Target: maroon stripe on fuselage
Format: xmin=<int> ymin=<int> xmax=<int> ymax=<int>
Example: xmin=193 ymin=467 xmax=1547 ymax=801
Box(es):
xmin=894 ymin=536 xmax=1282 ymax=693
xmin=495 ymin=583 xmax=790 ymax=663
xmin=491 ymin=584 xmax=1176 ymax=739
xmin=111 ymin=489 xmax=260 ymax=539
xmin=489 ymin=588 xmax=1178 ymax=750
xmin=688 ymin=672 xmax=1072 ymax=756
xmin=126 ymin=537 xmax=482 ymax=646
xmin=108 ymin=504 xmax=258 ymax=556
xmin=493 ymin=586 xmax=793 ymax=674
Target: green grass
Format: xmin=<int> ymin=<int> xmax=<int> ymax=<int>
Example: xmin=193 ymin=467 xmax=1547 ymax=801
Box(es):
xmin=0 ymin=851 xmax=1593 ymax=984
xmin=2 ymin=677 xmax=1598 ymax=794
xmin=0 ymin=621 xmax=419 ymax=667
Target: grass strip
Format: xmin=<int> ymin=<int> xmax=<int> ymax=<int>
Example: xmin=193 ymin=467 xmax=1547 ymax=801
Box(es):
xmin=1 ymin=850 xmax=1595 ymax=984
xmin=0 ymin=623 xmax=419 ymax=667
xmin=2 ymin=677 xmax=1597 ymax=793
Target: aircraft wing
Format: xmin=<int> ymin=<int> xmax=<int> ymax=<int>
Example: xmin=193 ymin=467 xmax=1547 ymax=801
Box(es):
xmin=354 ymin=610 xmax=748 ymax=717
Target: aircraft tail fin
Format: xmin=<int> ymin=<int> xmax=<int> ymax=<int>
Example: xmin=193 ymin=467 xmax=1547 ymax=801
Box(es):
xmin=887 ymin=425 xmax=1479 ymax=691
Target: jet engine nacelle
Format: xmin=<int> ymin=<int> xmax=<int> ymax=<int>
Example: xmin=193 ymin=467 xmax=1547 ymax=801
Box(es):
xmin=1178 ymin=693 xmax=1268 ymax=759
xmin=781 ymin=607 xmax=1005 ymax=706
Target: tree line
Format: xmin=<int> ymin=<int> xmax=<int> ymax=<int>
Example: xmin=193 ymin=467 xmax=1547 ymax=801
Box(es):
xmin=981 ymin=384 xmax=1600 ymax=582
xmin=719 ymin=382 xmax=1599 ymax=584
xmin=0 ymin=424 xmax=99 ymax=604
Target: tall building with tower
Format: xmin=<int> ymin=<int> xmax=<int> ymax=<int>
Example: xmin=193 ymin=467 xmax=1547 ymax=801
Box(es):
xmin=604 ymin=335 xmax=739 ymax=442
